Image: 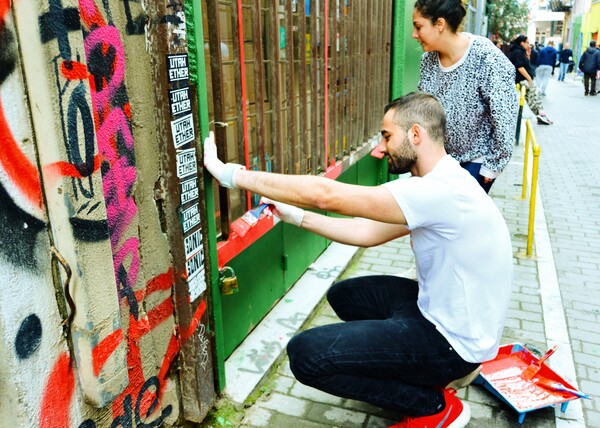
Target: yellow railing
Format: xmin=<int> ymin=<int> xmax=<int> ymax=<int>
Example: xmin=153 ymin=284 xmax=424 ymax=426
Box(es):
xmin=515 ymin=84 xmax=527 ymax=146
xmin=519 ymin=119 xmax=542 ymax=257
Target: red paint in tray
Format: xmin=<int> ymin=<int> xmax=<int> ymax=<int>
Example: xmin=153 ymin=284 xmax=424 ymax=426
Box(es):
xmin=474 ymin=343 xmax=588 ymax=424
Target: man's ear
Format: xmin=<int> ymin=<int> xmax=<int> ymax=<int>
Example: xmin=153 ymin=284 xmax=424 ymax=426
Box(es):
xmin=410 ymin=124 xmax=424 ymax=145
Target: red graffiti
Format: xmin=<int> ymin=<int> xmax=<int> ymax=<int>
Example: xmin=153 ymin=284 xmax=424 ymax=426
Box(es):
xmin=40 ymin=353 xmax=75 ymax=428
xmin=92 ymin=328 xmax=123 ymax=377
xmin=40 ymin=267 xmax=208 ymax=426
xmin=0 ymin=0 xmax=10 ymax=20
xmin=0 ymin=99 xmax=43 ymax=211
xmin=60 ymin=60 xmax=89 ymax=81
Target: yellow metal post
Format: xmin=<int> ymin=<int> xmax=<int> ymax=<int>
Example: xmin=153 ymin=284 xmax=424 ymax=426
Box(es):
xmin=515 ymin=85 xmax=527 ymax=146
xmin=526 ymin=141 xmax=541 ymax=256
xmin=521 ymin=120 xmax=533 ymax=200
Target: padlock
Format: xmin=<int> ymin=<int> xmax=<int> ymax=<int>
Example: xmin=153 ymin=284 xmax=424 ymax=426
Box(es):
xmin=219 ymin=266 xmax=239 ymax=295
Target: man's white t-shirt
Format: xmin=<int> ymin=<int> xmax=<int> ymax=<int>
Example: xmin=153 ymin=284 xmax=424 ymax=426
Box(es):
xmin=383 ymin=155 xmax=513 ymax=363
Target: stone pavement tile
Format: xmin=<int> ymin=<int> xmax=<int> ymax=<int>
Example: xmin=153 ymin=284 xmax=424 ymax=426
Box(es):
xmin=241 ymin=406 xmax=273 ymax=427
xmin=290 ymin=383 xmax=344 ymax=406
xmin=341 ymin=399 xmax=399 ymax=421
xmin=252 ymin=413 xmax=332 ymax=428
xmin=255 ymin=392 xmax=309 ymax=417
xmin=306 ymin=403 xmax=367 ymax=428
xmin=364 ymin=415 xmax=397 ymax=428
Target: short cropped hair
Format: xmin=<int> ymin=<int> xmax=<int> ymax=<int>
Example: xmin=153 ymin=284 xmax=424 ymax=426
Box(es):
xmin=591 ymin=40 xmax=597 ymax=48
xmin=384 ymin=92 xmax=447 ymax=145
xmin=414 ymin=0 xmax=466 ymax=33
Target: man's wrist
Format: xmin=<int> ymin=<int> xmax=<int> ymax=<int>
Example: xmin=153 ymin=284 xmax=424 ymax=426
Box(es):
xmin=220 ymin=163 xmax=245 ymax=188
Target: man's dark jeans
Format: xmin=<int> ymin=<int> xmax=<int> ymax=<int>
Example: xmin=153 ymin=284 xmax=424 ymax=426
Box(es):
xmin=287 ymin=276 xmax=480 ymax=416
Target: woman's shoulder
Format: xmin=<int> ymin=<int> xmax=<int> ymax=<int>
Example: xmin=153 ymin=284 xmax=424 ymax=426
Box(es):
xmin=469 ymin=36 xmax=513 ymax=69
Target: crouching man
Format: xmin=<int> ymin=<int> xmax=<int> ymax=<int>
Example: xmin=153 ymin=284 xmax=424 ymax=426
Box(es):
xmin=204 ymin=92 xmax=512 ymax=428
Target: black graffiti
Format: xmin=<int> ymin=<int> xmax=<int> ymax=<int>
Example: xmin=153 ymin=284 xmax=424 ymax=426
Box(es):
xmin=67 ymin=84 xmax=97 ymax=181
xmin=15 ymin=314 xmax=43 ymax=359
xmin=122 ymin=0 xmax=147 ymax=35
xmin=0 ymin=183 xmax=46 ymax=271
xmin=69 ymin=217 xmax=109 ymax=241
xmin=117 ymin=263 xmax=139 ymax=319
xmin=0 ymin=24 xmax=17 ymax=85
xmin=39 ymin=2 xmax=81 ymax=58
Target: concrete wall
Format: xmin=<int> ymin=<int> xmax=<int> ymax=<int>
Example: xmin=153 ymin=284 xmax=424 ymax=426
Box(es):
xmin=0 ymin=0 xmax=213 ymax=426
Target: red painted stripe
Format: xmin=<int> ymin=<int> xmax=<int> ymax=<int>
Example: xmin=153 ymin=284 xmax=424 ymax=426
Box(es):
xmin=133 ymin=268 xmax=174 ymax=304
xmin=0 ymin=0 xmax=10 ymax=19
xmin=60 ymin=60 xmax=89 ymax=81
xmin=217 ymin=215 xmax=274 ymax=267
xmin=43 ymin=154 xmax=102 ymax=179
xmin=0 ymin=99 xmax=43 ymax=209
xmin=181 ymin=299 xmax=207 ymax=342
xmin=157 ymin=334 xmax=179 ymax=393
xmin=146 ymin=298 xmax=174 ymax=331
xmin=92 ymin=328 xmax=124 ymax=377
xmin=324 ymin=160 xmax=342 ymax=180
xmin=40 ymin=353 xmax=75 ymax=428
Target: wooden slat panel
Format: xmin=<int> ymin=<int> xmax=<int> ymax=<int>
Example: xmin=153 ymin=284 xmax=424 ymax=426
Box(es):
xmin=229 ymin=0 xmax=248 ymax=213
xmin=207 ymin=1 xmax=232 ymax=238
xmin=267 ymin=0 xmax=283 ymax=173
xmin=284 ymin=0 xmax=297 ymax=173
xmin=251 ymin=0 xmax=267 ymax=172
xmin=297 ymin=0 xmax=309 ymax=173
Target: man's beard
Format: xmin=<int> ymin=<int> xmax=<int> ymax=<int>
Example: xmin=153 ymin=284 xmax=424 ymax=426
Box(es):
xmin=387 ymin=147 xmax=416 ymax=175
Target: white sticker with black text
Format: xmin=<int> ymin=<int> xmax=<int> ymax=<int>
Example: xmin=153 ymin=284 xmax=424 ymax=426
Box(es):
xmin=180 ymin=176 xmax=199 ymax=205
xmin=176 ymin=148 xmax=197 ymax=179
xmin=169 ymin=87 xmax=191 ymax=117
xmin=167 ymin=54 xmax=189 ymax=82
xmin=171 ymin=113 xmax=195 ymax=148
xmin=181 ymin=203 xmax=201 ymax=234
xmin=184 ymin=229 xmax=203 ymax=259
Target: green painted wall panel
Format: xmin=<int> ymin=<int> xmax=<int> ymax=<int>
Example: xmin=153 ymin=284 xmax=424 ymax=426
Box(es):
xmin=282 ymin=223 xmax=328 ymax=290
xmin=221 ymin=225 xmax=285 ymax=357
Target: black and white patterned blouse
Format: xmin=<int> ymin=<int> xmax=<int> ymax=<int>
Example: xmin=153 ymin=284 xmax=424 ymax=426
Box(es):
xmin=419 ymin=34 xmax=518 ymax=178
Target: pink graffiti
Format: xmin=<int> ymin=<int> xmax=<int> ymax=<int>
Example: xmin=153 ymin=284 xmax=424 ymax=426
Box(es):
xmin=83 ymin=25 xmax=126 ymax=108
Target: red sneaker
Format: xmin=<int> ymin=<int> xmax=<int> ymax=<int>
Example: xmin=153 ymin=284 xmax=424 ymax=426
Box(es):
xmin=388 ymin=388 xmax=470 ymax=427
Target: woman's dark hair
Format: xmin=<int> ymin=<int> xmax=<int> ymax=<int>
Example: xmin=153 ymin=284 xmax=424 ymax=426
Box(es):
xmin=511 ymin=35 xmax=528 ymax=47
xmin=414 ymin=0 xmax=466 ymax=33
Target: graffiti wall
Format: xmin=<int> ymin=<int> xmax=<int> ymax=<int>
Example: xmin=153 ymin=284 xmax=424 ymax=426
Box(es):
xmin=0 ymin=0 xmax=214 ymax=425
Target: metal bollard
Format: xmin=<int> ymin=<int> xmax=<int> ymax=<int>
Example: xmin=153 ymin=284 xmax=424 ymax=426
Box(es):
xmin=515 ymin=84 xmax=527 ymax=146
xmin=526 ymin=142 xmax=541 ymax=256
xmin=520 ymin=120 xmax=533 ymax=200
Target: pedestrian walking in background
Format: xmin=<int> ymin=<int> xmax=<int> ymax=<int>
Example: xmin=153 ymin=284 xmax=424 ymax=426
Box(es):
xmin=414 ymin=0 xmax=518 ymax=193
xmin=529 ymin=42 xmax=540 ymax=78
xmin=579 ymin=40 xmax=600 ymax=96
xmin=204 ymin=92 xmax=514 ymax=428
xmin=508 ymin=35 xmax=553 ymax=125
xmin=535 ymin=41 xmax=558 ymax=95
xmin=558 ymin=43 xmax=573 ymax=81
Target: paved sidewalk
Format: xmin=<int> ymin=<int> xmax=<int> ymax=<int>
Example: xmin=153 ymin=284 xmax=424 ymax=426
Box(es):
xmin=203 ymin=73 xmax=599 ymax=428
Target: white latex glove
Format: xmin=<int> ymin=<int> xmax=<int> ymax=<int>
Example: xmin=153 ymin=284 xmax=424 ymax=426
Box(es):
xmin=203 ymin=131 xmax=244 ymax=189
xmin=260 ymin=197 xmax=304 ymax=227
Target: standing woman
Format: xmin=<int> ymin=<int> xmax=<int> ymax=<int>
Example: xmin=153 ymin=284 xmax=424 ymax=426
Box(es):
xmin=508 ymin=35 xmax=551 ymax=124
xmin=414 ymin=0 xmax=518 ymax=193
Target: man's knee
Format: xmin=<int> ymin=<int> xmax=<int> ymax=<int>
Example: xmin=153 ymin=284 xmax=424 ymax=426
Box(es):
xmin=287 ymin=331 xmax=321 ymax=383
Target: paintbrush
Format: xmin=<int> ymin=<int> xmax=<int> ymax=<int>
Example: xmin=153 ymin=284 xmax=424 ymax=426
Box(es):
xmin=534 ymin=378 xmax=591 ymax=399
xmin=521 ymin=344 xmax=558 ymax=381
xmin=230 ymin=203 xmax=270 ymax=238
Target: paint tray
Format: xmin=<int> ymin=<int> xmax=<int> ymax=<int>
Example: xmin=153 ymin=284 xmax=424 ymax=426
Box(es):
xmin=473 ymin=343 xmax=582 ymax=424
